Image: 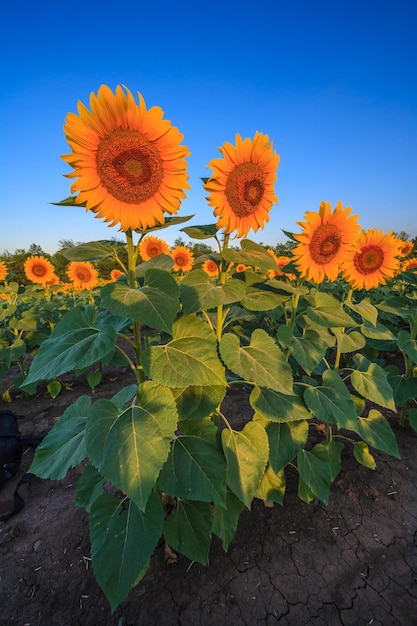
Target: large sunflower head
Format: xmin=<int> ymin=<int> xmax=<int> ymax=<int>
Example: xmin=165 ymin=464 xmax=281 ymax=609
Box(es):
xmin=341 ymin=229 xmax=401 ymax=290
xmin=292 ymin=201 xmax=361 ymax=283
xmin=139 ymin=235 xmax=169 ymax=261
xmin=62 ymin=85 xmax=190 ymax=232
xmin=204 ymin=132 xmax=280 ymax=238
xmin=170 ymin=245 xmax=194 ymax=272
xmin=24 ymin=256 xmax=55 ymax=285
xmin=0 ymin=260 xmax=8 ymax=281
xmin=66 ymin=261 xmax=99 ymax=290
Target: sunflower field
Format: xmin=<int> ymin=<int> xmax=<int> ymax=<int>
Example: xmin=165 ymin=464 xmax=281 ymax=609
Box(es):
xmin=1 ymin=85 xmax=417 ymax=611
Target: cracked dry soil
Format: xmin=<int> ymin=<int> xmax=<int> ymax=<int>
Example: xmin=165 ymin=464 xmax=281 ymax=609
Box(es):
xmin=1 ymin=367 xmax=416 ymax=626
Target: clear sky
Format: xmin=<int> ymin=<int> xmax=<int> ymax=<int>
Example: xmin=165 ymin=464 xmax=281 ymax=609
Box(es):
xmin=1 ymin=0 xmax=416 ymax=254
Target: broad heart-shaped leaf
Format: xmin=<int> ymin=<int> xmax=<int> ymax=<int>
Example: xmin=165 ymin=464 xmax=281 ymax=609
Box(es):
xmin=60 ymin=240 xmax=115 ymax=261
xmin=90 ymin=491 xmax=163 ymax=611
xmin=250 ymin=386 xmax=311 ymax=422
xmin=180 ymin=223 xmax=218 ymax=239
xmin=221 ymin=421 xmax=269 ymax=508
xmin=297 ymin=446 xmax=333 ymax=504
xmin=221 ymin=239 xmax=280 ymax=272
xmin=163 ymin=500 xmax=212 ymax=564
xmin=21 ymin=306 xmax=117 ymax=387
xmin=346 ymin=298 xmax=378 ymax=326
xmin=387 ymin=374 xmax=417 ymax=403
xmin=240 ymin=284 xmax=290 ymax=312
xmin=101 ymin=268 xmax=179 ymax=334
xmin=262 ymin=419 xmax=309 ymax=473
xmin=305 ymin=292 xmax=358 ymax=328
xmin=220 ymin=329 xmax=293 ymax=394
xmin=397 ymin=329 xmax=417 ymax=364
xmin=141 ymin=315 xmax=226 ymax=387
xmin=332 ymin=329 xmax=366 ymax=354
xmin=75 ymin=463 xmax=106 ymax=512
xmin=353 ymin=441 xmax=376 ymax=470
xmin=85 ymin=381 xmax=178 ymax=511
xmin=29 ymin=395 xmax=90 ymax=479
xmin=212 ymin=490 xmax=245 ymax=551
xmin=304 ymin=369 xmax=360 ymax=433
xmin=276 ymin=326 xmax=327 ymax=375
xmin=158 ymin=436 xmax=227 ymax=505
xmin=350 ymin=353 xmax=396 ymax=411
xmin=255 ymin=465 xmax=286 ymax=505
xmin=180 ymin=270 xmax=246 ymax=314
xmin=142 ymin=214 xmax=194 ymax=233
xmin=171 ymin=385 xmax=226 ymax=421
xmin=357 ymin=409 xmax=400 ymax=458
xmin=360 ymin=320 xmax=396 ymax=340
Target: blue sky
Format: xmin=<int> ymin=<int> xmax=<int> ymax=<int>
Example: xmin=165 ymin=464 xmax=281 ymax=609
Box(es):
xmin=1 ymin=0 xmax=416 ymax=254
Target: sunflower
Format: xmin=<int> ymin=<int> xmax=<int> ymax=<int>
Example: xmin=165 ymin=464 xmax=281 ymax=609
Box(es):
xmin=0 ymin=260 xmax=8 ymax=281
xmin=396 ymin=240 xmax=413 ymax=257
xmin=341 ymin=229 xmax=401 ymax=290
xmin=402 ymin=258 xmax=417 ymax=272
xmin=170 ymin=246 xmax=194 ymax=272
xmin=235 ymin=263 xmax=249 ymax=273
xmin=205 ymin=132 xmax=280 ymax=238
xmin=139 ymin=235 xmax=169 ymax=261
xmin=202 ymin=259 xmax=219 ymax=277
xmin=62 ymin=85 xmax=190 ymax=232
xmin=66 ymin=261 xmax=99 ymax=290
xmin=24 ymin=256 xmax=55 ymax=285
xmin=292 ymin=201 xmax=360 ymax=283
xmin=110 ymin=269 xmax=124 ymax=281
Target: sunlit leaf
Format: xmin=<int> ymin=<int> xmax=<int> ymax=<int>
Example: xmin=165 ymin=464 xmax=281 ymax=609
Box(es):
xmin=255 ymin=464 xmax=286 ymax=504
xmin=180 ymin=270 xmax=245 ymax=314
xmin=304 ymin=369 xmax=360 ymax=432
xmin=250 ymin=386 xmax=311 ymax=422
xmin=350 ymin=353 xmax=396 ymax=410
xmin=353 ymin=441 xmax=376 ymax=469
xmin=306 ymin=292 xmax=357 ymax=327
xmin=357 ymin=409 xmax=400 ymax=458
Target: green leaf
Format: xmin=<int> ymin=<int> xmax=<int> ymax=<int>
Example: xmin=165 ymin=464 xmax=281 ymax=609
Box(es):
xmin=361 ymin=320 xmax=396 ymax=340
xmin=264 ymin=420 xmax=309 ymax=473
xmin=85 ymin=382 xmax=178 ymax=511
xmin=101 ymin=268 xmax=179 ymax=334
xmin=221 ymin=239 xmax=280 ymax=272
xmin=332 ymin=329 xmax=366 ymax=354
xmin=276 ymin=326 xmax=327 ymax=374
xmin=180 ymin=270 xmax=246 ymax=314
xmin=158 ymin=436 xmax=227 ymax=505
xmin=47 ymin=380 xmax=62 ymax=399
xmin=357 ymin=409 xmax=400 ymax=458
xmin=181 ymin=224 xmax=218 ymax=239
xmin=171 ymin=385 xmax=226 ymax=421
xmin=255 ymin=465 xmax=286 ymax=505
xmin=221 ymin=421 xmax=269 ymax=508
xmin=387 ymin=374 xmax=417 ymax=403
xmin=297 ymin=447 xmax=333 ymax=504
xmin=306 ymin=292 xmax=358 ymax=327
xmin=397 ymin=330 xmax=417 ymax=364
xmin=347 ymin=298 xmax=379 ymax=326
xmin=141 ymin=315 xmax=226 ymax=387
xmin=29 ymin=395 xmax=90 ymax=479
xmin=87 ymin=371 xmax=102 ymax=389
xmin=142 ymin=214 xmax=194 ymax=233
xmin=304 ymin=369 xmax=360 ymax=432
xmin=52 ymin=195 xmax=86 ymax=207
xmin=75 ymin=463 xmax=105 ymax=511
xmin=21 ymin=307 xmax=117 ymax=386
xmin=250 ymin=386 xmax=311 ymax=422
xmin=212 ymin=490 xmax=245 ymax=551
xmin=163 ymin=500 xmax=212 ymax=564
xmin=409 ymin=408 xmax=417 ymax=433
xmin=350 ymin=354 xmax=396 ymax=410
xmin=241 ymin=284 xmax=289 ymax=312
xmin=377 ymin=297 xmax=410 ymax=320
xmin=90 ymin=491 xmax=163 ymax=611
xmin=353 ymin=441 xmax=376 ymax=469
xmin=220 ymin=329 xmax=293 ymax=393
xmin=178 ymin=417 xmax=219 ymax=445
xmin=313 ymin=439 xmax=344 ymax=480
xmin=61 ymin=240 xmax=115 ymax=261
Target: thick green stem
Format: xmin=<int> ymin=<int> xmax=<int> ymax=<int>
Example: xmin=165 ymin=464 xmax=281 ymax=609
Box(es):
xmin=216 ymin=233 xmax=229 ymax=342
xmin=125 ymin=229 xmax=145 ymax=383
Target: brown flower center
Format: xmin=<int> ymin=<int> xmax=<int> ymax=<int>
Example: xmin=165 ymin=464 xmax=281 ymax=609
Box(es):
xmin=76 ymin=268 xmax=91 ymax=282
xmin=33 ymin=264 xmax=47 ymax=277
xmin=96 ymin=129 xmax=163 ymax=204
xmin=225 ymin=163 xmax=265 ymax=217
xmin=354 ymin=245 xmax=384 ymax=275
xmin=309 ymin=224 xmax=342 ymax=265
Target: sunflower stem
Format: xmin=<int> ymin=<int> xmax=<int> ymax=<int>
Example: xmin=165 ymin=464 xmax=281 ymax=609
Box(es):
xmin=125 ymin=229 xmax=145 ymax=383
xmin=216 ymin=233 xmax=229 ymax=342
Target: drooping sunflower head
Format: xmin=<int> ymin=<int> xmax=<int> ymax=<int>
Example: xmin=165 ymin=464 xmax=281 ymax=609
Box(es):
xmin=66 ymin=261 xmax=99 ymax=290
xmin=402 ymin=258 xmax=417 ymax=272
xmin=62 ymin=85 xmax=190 ymax=232
xmin=24 ymin=256 xmax=55 ymax=285
xmin=341 ymin=228 xmax=401 ymax=290
xmin=110 ymin=269 xmax=124 ymax=281
xmin=170 ymin=246 xmax=194 ymax=272
xmin=139 ymin=235 xmax=170 ymax=261
xmin=205 ymin=132 xmax=280 ymax=238
xmin=292 ymin=201 xmax=361 ymax=283
xmin=202 ymin=259 xmax=219 ymax=277
xmin=0 ymin=260 xmax=8 ymax=281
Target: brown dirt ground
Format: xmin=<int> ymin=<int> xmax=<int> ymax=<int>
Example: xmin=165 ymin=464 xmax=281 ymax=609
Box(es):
xmin=1 ymin=365 xmax=416 ymax=626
